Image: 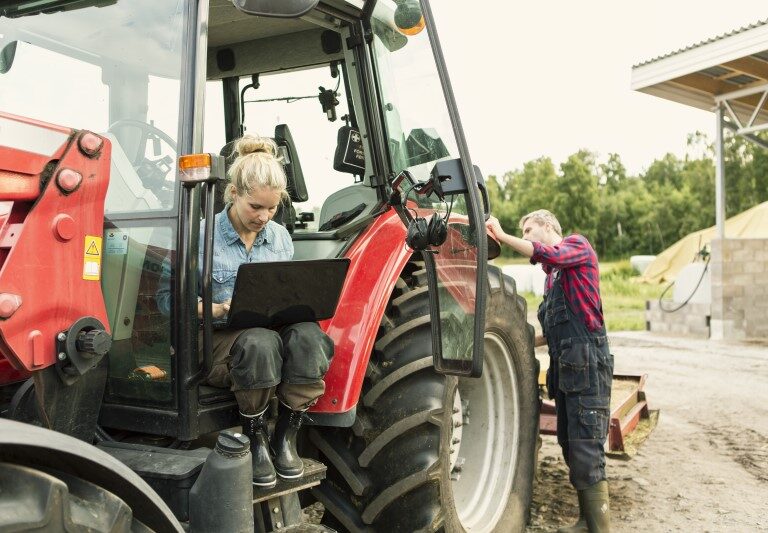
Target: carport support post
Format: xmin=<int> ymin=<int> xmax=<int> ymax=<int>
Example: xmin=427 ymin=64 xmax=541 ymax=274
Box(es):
xmin=714 ymin=102 xmax=726 ymax=240
xmin=710 ymin=102 xmax=727 ymax=340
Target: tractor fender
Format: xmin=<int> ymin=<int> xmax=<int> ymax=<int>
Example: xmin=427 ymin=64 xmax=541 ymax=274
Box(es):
xmin=0 ymin=418 xmax=183 ymax=532
xmin=313 ymin=209 xmax=412 ymax=415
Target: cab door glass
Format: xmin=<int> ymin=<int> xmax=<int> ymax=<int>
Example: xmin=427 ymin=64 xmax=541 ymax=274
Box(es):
xmin=102 ymin=223 xmax=175 ymax=408
xmin=371 ymin=5 xmax=480 ymax=373
xmin=0 ymin=0 xmax=185 ymax=215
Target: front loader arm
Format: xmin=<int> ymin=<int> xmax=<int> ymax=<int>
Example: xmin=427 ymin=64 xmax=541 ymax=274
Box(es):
xmin=0 ymin=111 xmax=110 ymax=379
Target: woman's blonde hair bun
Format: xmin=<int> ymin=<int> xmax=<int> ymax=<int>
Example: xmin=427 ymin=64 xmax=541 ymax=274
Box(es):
xmin=225 ymin=134 xmax=288 ymax=204
xmin=235 ymin=135 xmax=279 ymax=158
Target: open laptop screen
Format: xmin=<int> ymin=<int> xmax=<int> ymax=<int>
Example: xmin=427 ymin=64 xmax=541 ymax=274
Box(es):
xmin=226 ymin=258 xmax=350 ymax=330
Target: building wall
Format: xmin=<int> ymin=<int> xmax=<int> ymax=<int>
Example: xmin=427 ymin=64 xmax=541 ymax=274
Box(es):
xmin=645 ymin=301 xmax=710 ymax=338
xmin=710 ymin=238 xmax=768 ymax=340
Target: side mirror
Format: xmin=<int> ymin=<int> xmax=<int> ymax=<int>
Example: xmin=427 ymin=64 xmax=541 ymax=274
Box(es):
xmin=430 ymin=158 xmax=490 ymax=219
xmin=232 ymin=0 xmax=319 ymax=18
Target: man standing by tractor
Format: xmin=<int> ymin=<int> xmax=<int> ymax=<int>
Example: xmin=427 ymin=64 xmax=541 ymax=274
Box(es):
xmin=486 ymin=210 xmax=612 ymax=532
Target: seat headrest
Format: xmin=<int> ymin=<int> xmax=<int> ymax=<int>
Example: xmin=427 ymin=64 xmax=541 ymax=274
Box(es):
xmin=219 ymin=140 xmax=238 ymax=170
xmin=219 ymin=134 xmax=306 ymax=203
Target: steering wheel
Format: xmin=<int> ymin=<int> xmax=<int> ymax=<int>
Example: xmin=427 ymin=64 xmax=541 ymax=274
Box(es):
xmin=108 ymin=119 xmax=178 ymax=204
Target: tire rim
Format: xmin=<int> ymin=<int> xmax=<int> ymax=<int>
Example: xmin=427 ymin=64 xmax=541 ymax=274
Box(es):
xmin=451 ymin=332 xmax=520 ymax=531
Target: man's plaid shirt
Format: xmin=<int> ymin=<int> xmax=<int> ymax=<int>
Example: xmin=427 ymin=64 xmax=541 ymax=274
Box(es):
xmin=531 ymin=234 xmax=605 ymax=332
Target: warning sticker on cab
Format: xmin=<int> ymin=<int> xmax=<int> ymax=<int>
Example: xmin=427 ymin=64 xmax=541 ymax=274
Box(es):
xmin=83 ymin=235 xmax=102 ymax=281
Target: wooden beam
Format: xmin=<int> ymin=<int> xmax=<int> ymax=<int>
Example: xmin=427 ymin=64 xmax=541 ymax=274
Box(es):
xmin=723 ymin=56 xmax=768 ymax=82
xmin=673 ymin=73 xmax=767 ymax=105
xmin=673 ymin=73 xmax=733 ymax=96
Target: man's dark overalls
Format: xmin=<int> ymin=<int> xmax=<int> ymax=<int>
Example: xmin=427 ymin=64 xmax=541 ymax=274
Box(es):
xmin=538 ymin=270 xmax=613 ymax=490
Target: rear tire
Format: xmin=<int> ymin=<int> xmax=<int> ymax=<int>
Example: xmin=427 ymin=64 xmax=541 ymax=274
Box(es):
xmin=311 ymin=263 xmax=538 ymax=532
xmin=0 ymin=462 xmax=152 ymax=532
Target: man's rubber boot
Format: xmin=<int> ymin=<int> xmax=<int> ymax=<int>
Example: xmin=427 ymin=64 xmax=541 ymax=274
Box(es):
xmin=583 ymin=480 xmax=611 ymax=532
xmin=271 ymin=403 xmax=305 ymax=479
xmin=557 ymin=490 xmax=587 ymax=533
xmin=240 ymin=410 xmax=277 ymax=488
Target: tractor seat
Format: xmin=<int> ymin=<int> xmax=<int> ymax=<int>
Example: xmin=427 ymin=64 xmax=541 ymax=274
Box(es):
xmin=199 ymin=383 xmax=236 ymax=406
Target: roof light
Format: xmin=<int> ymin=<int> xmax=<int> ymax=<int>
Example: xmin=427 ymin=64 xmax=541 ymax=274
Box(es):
xmin=395 ymin=0 xmax=425 ymax=36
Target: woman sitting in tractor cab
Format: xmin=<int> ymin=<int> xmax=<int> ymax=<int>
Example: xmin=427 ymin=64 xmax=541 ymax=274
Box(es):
xmin=201 ymin=135 xmax=334 ymax=488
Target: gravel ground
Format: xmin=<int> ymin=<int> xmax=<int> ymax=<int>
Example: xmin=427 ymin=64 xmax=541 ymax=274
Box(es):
xmin=528 ymin=331 xmax=768 ymax=532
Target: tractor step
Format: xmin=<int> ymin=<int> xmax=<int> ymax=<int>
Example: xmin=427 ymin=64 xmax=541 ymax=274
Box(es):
xmin=98 ymin=441 xmax=328 ymax=530
xmin=274 ymin=525 xmax=336 ymax=532
xmin=253 ymin=459 xmax=327 ymax=532
xmin=253 ymin=458 xmax=327 ymax=503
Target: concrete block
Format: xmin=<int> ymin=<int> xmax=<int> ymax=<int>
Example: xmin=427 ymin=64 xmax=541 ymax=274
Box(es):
xmin=752 ymin=250 xmax=768 ymax=262
xmin=710 ymin=319 xmax=731 ymax=340
xmin=732 ymin=249 xmax=752 ymax=262
xmin=742 ymin=239 xmax=768 ymax=250
xmin=713 ymin=319 xmax=747 ymax=340
xmin=743 ymin=262 xmax=765 ymax=274
xmin=749 ymin=286 xmax=768 ymax=297
xmin=747 ymin=326 xmax=768 ymax=338
xmin=685 ymin=313 xmax=707 ymax=327
xmin=730 ymin=274 xmax=752 ymax=286
xmin=721 ymin=284 xmax=744 ymax=298
xmin=750 ymin=298 xmax=768 ymax=309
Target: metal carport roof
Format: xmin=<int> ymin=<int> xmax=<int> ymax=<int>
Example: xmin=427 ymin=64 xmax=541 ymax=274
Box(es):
xmin=631 ymin=19 xmax=768 ymax=239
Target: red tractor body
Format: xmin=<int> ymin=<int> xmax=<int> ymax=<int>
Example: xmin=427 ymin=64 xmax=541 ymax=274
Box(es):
xmin=0 ymin=112 xmax=110 ymax=376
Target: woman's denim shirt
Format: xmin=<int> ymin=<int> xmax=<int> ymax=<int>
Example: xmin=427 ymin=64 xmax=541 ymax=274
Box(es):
xmin=156 ymin=206 xmax=293 ymax=327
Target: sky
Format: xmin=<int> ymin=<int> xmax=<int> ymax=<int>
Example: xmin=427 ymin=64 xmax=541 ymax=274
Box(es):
xmin=429 ymin=1 xmax=768 ymax=178
xmin=4 ymin=0 xmax=768 ymax=204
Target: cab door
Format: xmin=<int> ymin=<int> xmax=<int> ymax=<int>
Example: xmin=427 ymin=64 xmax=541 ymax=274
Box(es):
xmin=370 ymin=0 xmax=489 ymax=376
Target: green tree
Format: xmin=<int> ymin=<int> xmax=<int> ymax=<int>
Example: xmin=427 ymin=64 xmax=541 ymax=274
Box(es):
xmin=553 ymin=150 xmax=599 ymax=241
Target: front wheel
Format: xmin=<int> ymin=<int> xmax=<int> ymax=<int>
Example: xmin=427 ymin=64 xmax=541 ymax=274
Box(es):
xmin=312 ymin=263 xmax=539 ymax=532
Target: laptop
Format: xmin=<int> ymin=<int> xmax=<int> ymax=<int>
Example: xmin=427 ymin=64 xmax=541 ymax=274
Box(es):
xmin=225 ymin=258 xmax=350 ymax=330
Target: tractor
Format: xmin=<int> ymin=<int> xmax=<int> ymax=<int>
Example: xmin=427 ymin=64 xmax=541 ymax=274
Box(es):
xmin=0 ymin=0 xmax=539 ymax=531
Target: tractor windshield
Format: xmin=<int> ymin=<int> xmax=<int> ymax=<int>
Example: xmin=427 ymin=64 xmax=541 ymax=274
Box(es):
xmin=0 ymin=0 xmax=186 ymax=214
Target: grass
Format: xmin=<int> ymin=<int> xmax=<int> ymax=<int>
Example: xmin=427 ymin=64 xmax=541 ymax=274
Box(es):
xmin=492 ymin=259 xmax=665 ymax=331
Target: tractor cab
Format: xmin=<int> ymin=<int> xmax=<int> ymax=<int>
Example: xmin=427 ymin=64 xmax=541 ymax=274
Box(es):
xmin=1 ymin=0 xmax=488 ymax=436
xmin=0 ymin=2 xmax=539 ymax=531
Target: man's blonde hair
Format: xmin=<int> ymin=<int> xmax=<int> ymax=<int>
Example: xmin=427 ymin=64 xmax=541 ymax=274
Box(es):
xmin=519 ymin=209 xmax=562 ymax=237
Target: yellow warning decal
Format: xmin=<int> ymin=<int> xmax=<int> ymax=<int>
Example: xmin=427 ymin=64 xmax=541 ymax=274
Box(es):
xmin=83 ymin=235 xmax=102 ymax=281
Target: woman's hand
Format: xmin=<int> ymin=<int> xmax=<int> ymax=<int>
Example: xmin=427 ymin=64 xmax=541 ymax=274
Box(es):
xmin=198 ymin=299 xmax=231 ymax=319
xmin=212 ymin=300 xmax=232 ymax=319
xmin=534 ymin=334 xmax=547 ymax=347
